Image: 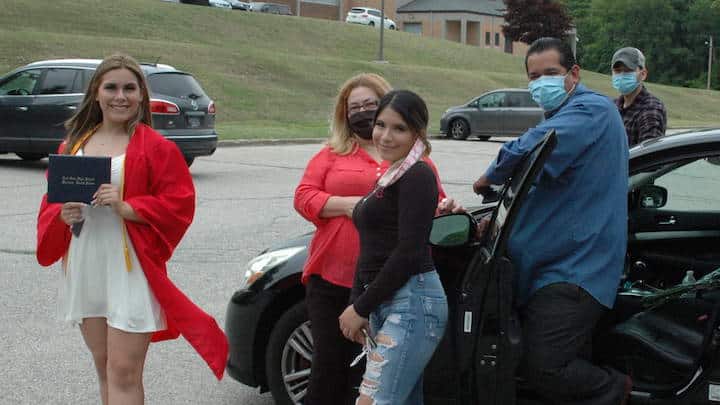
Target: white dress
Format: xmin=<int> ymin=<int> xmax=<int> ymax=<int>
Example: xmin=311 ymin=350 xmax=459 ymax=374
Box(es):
xmin=57 ymin=151 xmax=166 ymax=333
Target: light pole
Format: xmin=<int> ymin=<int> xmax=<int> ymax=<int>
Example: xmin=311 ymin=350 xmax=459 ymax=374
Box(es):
xmin=707 ymin=36 xmax=714 ymax=90
xmin=377 ymin=0 xmax=385 ymax=62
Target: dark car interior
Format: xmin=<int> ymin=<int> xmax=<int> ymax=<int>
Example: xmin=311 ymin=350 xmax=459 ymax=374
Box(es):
xmin=596 ymin=154 xmax=720 ymax=398
xmin=423 ymin=147 xmax=720 ymax=403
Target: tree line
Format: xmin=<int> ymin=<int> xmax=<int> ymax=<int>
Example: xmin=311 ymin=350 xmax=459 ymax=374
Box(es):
xmin=502 ymin=0 xmax=720 ymax=90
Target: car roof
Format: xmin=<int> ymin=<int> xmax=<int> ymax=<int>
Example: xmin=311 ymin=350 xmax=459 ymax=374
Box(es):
xmin=486 ymin=88 xmax=529 ymax=93
xmin=21 ymin=59 xmax=182 ymax=75
xmin=630 ymin=128 xmax=720 ymax=159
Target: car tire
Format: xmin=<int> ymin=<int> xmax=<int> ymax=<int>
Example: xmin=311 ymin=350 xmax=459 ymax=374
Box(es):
xmin=389 ymin=25 xmax=395 ymax=30
xmin=450 ymin=119 xmax=470 ymax=140
xmin=368 ymin=21 xmax=375 ymax=27
xmin=16 ymin=152 xmax=46 ymax=161
xmin=266 ymin=301 xmax=313 ymax=405
xmin=184 ymin=156 xmax=195 ymax=166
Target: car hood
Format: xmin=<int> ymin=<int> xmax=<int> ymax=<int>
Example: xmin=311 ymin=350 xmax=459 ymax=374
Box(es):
xmin=262 ymin=231 xmax=313 ymax=253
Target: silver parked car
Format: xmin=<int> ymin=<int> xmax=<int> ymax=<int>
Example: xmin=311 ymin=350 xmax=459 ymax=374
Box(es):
xmin=439 ymin=88 xmax=544 ymax=140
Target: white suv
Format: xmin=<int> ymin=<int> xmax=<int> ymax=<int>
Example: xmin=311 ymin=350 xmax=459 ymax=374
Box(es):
xmin=345 ymin=7 xmax=396 ymax=30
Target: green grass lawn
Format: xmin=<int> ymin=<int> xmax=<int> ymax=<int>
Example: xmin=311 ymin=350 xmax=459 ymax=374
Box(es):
xmin=1 ymin=0 xmax=718 ymax=139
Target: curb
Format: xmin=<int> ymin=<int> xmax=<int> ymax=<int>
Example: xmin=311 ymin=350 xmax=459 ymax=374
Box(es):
xmin=218 ymin=138 xmax=325 ymax=147
xmin=217 ymin=134 xmax=449 ymax=147
xmin=216 ymin=129 xmax=709 ymax=147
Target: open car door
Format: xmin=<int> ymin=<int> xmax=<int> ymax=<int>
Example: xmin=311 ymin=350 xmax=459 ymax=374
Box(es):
xmin=454 ymin=129 xmax=557 ymax=404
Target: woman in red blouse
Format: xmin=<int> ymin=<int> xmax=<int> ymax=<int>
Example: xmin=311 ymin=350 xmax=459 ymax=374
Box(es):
xmin=294 ymin=74 xmax=456 ymax=405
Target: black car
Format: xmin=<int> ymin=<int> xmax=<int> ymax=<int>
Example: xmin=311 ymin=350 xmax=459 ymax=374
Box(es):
xmin=226 ymin=128 xmax=720 ymax=404
xmin=0 ymin=59 xmax=218 ymax=165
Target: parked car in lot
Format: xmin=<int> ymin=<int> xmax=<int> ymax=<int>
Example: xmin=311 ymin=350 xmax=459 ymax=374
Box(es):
xmin=226 ymin=128 xmax=720 ymax=404
xmin=440 ymin=88 xmax=544 ymax=141
xmin=228 ymin=0 xmax=251 ymax=10
xmin=0 ymin=59 xmax=217 ymax=165
xmin=345 ymin=7 xmax=397 ymax=30
xmin=209 ymin=0 xmax=232 ymax=8
xmin=250 ymin=2 xmax=292 ymax=15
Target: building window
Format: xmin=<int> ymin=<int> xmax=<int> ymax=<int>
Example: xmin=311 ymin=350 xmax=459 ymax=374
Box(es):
xmin=495 ymin=33 xmax=500 ymax=46
xmin=403 ymin=22 xmax=422 ymax=35
xmin=485 ymin=32 xmax=491 ymax=45
xmin=504 ymin=36 xmax=513 ymax=53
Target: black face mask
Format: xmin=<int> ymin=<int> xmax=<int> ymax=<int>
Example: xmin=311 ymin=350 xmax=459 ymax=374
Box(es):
xmin=348 ymin=110 xmax=376 ymax=140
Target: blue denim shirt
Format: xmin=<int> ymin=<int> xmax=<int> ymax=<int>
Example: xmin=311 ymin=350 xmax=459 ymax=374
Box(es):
xmin=484 ymin=84 xmax=629 ymax=308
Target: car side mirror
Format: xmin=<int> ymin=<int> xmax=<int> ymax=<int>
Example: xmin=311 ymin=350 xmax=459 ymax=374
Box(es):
xmin=637 ymin=185 xmax=668 ymax=209
xmin=429 ymin=213 xmax=474 ymax=247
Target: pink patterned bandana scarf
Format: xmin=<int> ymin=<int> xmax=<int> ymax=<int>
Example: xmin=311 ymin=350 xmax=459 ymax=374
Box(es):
xmin=374 ymin=138 xmax=426 ymax=196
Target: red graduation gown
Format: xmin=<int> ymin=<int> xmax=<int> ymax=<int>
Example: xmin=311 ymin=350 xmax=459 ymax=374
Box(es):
xmin=36 ymin=123 xmax=228 ymax=380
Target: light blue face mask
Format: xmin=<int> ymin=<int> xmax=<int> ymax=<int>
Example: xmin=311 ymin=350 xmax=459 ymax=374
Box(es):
xmin=612 ymin=72 xmax=640 ymax=95
xmin=528 ymin=75 xmax=570 ymax=112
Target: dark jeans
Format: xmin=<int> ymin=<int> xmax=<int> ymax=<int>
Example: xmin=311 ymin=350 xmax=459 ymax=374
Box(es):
xmin=304 ymin=276 xmax=363 ymax=405
xmin=520 ymin=282 xmax=628 ymax=405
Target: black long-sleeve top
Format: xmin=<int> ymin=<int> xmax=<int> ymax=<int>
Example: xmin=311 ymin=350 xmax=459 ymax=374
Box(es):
xmin=350 ymin=161 xmax=438 ymax=318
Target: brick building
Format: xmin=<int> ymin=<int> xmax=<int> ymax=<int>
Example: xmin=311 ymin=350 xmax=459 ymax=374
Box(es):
xmin=396 ymin=0 xmax=528 ymax=56
xmin=267 ymin=0 xmax=407 ymax=21
xmin=266 ymin=0 xmax=527 ymax=56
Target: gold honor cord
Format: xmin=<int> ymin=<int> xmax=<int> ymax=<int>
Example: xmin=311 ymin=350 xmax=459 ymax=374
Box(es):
xmin=63 ymin=126 xmax=99 ymax=273
xmin=65 ymin=125 xmax=132 ymax=272
xmin=119 ymin=159 xmax=132 ymax=272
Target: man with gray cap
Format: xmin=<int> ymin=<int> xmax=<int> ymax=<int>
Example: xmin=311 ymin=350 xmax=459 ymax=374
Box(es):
xmin=611 ymin=47 xmax=667 ymax=147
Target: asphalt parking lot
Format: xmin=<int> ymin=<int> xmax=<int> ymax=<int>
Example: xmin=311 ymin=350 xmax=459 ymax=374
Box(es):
xmin=0 ymin=138 xmax=500 ymax=404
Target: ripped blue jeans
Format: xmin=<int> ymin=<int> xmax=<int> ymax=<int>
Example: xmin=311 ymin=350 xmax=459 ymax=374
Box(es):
xmin=359 ymin=271 xmax=448 ymax=404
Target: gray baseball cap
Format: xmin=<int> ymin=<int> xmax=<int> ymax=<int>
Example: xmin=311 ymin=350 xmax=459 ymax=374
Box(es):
xmin=611 ymin=47 xmax=646 ymax=70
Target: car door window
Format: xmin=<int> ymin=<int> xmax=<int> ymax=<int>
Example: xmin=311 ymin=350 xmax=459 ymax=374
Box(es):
xmin=0 ymin=69 xmax=41 ymax=96
xmin=369 ymin=10 xmax=380 ymax=17
xmin=653 ymin=157 xmax=720 ymax=212
xmin=478 ymin=92 xmax=505 ymax=108
xmin=36 ymin=68 xmax=81 ymax=95
xmin=520 ymin=92 xmax=538 ymax=107
xmin=505 ymin=93 xmax=525 ymax=107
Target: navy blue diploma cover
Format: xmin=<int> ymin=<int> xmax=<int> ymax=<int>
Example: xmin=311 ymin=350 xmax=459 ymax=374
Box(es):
xmin=47 ymin=154 xmax=111 ymax=204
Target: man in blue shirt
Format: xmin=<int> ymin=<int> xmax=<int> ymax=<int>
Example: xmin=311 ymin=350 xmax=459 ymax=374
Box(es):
xmin=473 ymin=38 xmax=631 ymax=404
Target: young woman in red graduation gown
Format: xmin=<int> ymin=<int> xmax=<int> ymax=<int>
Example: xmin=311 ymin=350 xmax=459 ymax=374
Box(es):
xmin=36 ymin=54 xmax=227 ymax=405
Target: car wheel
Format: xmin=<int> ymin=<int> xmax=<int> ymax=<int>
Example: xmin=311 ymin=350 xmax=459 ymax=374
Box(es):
xmin=266 ymin=301 xmax=312 ymax=405
xmin=16 ymin=152 xmax=46 ymax=161
xmin=184 ymin=156 xmax=195 ymax=166
xmin=450 ymin=119 xmax=470 ymax=140
xmin=368 ymin=21 xmax=375 ymax=27
xmin=389 ymin=25 xmax=395 ymax=30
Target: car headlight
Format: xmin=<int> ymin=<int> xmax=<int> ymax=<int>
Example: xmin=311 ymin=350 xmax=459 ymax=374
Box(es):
xmin=240 ymin=246 xmax=305 ymax=289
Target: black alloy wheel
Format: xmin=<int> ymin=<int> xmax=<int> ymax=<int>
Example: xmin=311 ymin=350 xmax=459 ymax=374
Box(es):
xmin=266 ymin=302 xmax=313 ymax=405
xmin=450 ymin=119 xmax=470 ymax=140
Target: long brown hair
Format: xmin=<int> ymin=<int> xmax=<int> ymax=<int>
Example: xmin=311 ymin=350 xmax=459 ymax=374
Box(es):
xmin=375 ymin=90 xmax=431 ymax=156
xmin=328 ymin=73 xmax=391 ymax=155
xmin=64 ymin=54 xmax=152 ymax=154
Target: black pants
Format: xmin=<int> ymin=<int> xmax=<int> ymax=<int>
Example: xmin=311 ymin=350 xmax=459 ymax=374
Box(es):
xmin=304 ymin=276 xmax=363 ymax=405
xmin=520 ymin=283 xmax=627 ymax=405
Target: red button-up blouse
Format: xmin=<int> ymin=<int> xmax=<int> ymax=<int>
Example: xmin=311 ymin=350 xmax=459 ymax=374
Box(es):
xmin=294 ymin=145 xmax=447 ymax=288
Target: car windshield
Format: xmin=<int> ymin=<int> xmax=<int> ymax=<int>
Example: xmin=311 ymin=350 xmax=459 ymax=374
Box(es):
xmin=147 ymin=73 xmax=206 ymax=99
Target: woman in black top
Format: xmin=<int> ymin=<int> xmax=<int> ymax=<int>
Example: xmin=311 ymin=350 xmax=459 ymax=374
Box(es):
xmin=339 ymin=90 xmax=449 ymax=404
